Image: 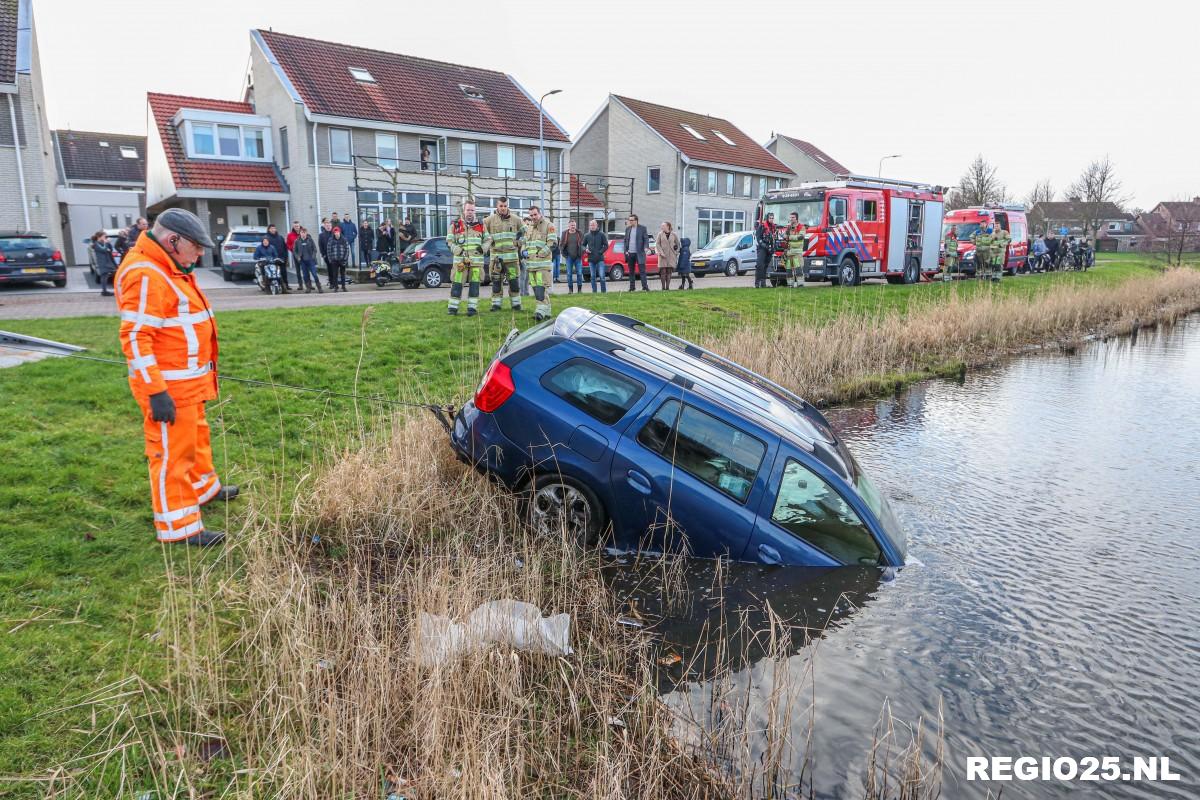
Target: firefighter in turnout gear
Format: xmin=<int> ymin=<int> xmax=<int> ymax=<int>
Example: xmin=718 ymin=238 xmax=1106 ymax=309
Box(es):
xmin=115 ymin=208 xmax=238 ymax=548
xmin=447 ymin=200 xmax=486 ymax=316
xmin=523 ymin=205 xmax=557 ymax=321
xmin=972 ymin=223 xmax=994 ymax=281
xmin=483 ymin=196 xmax=524 ymax=311
xmin=992 ymin=224 xmax=1009 ymax=282
xmin=943 ymin=227 xmax=959 ymax=282
xmin=783 ymin=211 xmax=806 ymax=288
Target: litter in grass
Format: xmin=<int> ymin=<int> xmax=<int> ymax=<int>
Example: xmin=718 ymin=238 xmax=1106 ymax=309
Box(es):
xmin=413 ymin=599 xmax=572 ymax=667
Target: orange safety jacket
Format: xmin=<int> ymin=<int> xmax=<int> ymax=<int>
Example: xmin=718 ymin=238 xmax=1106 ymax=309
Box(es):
xmin=116 ymin=232 xmax=219 ymax=407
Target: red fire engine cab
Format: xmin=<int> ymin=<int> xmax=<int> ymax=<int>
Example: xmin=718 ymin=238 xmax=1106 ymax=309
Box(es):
xmin=760 ymin=175 xmax=946 ymax=287
xmin=941 ymin=205 xmax=1030 ymax=276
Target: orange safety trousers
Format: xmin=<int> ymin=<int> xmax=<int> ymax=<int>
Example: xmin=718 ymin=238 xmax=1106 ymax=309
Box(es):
xmin=141 ymin=400 xmax=220 ymax=542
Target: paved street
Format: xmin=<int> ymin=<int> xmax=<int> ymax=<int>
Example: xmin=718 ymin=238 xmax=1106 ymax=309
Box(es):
xmin=0 ymin=265 xmax=764 ymax=320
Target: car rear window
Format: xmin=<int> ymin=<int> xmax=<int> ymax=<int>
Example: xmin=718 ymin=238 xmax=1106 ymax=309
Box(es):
xmin=229 ymin=232 xmax=264 ymax=243
xmin=541 ymin=358 xmax=644 ymax=425
xmin=0 ymin=237 xmax=52 ymax=251
xmin=637 ymin=399 xmax=766 ymax=503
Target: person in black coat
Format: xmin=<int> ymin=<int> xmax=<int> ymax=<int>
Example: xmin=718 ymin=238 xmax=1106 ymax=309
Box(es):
xmin=264 ymin=224 xmax=290 ymax=290
xmin=359 ymin=220 xmax=375 ymax=264
xmin=91 ymin=231 xmax=118 ymax=296
xmin=677 ymin=237 xmax=693 ymax=289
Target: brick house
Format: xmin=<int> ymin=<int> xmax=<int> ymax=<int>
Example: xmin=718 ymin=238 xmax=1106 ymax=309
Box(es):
xmin=1028 ymin=200 xmax=1137 ymax=251
xmin=1136 ymin=199 xmax=1200 ymax=252
xmin=144 ymin=92 xmax=289 ymax=253
xmin=569 ymin=95 xmax=793 ymax=247
xmin=0 ymin=0 xmax=62 ymax=249
xmin=52 ymin=129 xmax=145 ymax=264
xmin=247 ymin=29 xmax=573 ymax=240
xmin=764 ymin=134 xmax=849 ymax=183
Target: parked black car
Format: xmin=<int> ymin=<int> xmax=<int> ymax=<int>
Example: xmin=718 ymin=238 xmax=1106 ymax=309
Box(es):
xmin=0 ymin=232 xmax=67 ymax=288
xmin=374 ymin=237 xmax=449 ymax=289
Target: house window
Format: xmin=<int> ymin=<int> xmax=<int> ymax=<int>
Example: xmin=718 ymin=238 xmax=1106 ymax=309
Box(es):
xmin=349 ymin=67 xmax=375 ymax=82
xmin=459 ymin=84 xmax=484 ymax=100
xmin=461 ymin=141 xmax=478 ymax=174
xmin=726 ymin=173 xmax=734 ymax=194
xmin=119 ymin=146 xmax=137 ymax=159
xmin=681 ymin=123 xmax=707 ymax=141
xmin=743 ymin=175 xmax=751 ymax=197
xmin=857 ymin=199 xmax=878 ymax=222
xmin=329 ymin=127 xmax=352 ymax=165
xmin=706 ymin=171 xmax=716 ymax=194
xmin=712 ymin=129 xmax=736 ymax=146
xmin=687 ymin=168 xmax=698 ymax=193
xmin=647 ymin=166 xmax=661 ymax=193
xmin=242 ymin=128 xmax=265 ymax=159
xmin=217 ymin=125 xmax=240 ymax=157
xmin=280 ymin=127 xmax=289 ymax=168
xmin=191 ymin=123 xmax=215 ymax=156
xmin=759 ymin=177 xmax=767 ymax=197
xmin=696 ymin=208 xmax=747 ymax=248
xmin=774 ymin=178 xmax=784 ymax=190
xmin=376 ymin=132 xmax=398 ymax=169
xmin=419 ymin=139 xmax=442 ymax=171
xmin=533 ymin=149 xmax=546 ymax=178
xmin=496 ymin=144 xmax=515 ymax=178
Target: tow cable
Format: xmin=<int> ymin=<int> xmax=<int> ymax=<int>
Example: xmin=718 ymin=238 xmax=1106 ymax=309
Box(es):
xmin=0 ymin=331 xmax=460 ymax=435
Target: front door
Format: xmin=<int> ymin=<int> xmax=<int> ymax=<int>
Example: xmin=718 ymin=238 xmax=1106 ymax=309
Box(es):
xmin=608 ymin=391 xmax=775 ymax=559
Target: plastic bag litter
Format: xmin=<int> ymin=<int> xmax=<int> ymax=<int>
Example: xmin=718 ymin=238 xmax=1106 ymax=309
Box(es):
xmin=414 ymin=600 xmax=572 ymax=667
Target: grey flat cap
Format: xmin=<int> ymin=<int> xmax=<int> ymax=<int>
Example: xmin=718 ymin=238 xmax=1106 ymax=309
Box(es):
xmin=157 ymin=208 xmax=215 ymax=248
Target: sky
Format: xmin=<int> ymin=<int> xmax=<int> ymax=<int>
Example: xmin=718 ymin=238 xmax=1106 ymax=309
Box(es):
xmin=35 ymin=0 xmax=1198 ymax=210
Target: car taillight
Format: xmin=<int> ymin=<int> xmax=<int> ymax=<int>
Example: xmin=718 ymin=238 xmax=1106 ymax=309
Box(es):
xmin=0 ymin=253 xmax=6 ymax=262
xmin=52 ymin=250 xmax=63 ymax=262
xmin=413 ymin=249 xmax=426 ymax=260
xmin=474 ymin=360 xmax=514 ymax=413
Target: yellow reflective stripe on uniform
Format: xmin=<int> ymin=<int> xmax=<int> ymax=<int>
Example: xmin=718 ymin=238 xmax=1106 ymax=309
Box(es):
xmin=129 ymin=276 xmax=154 ymax=383
xmin=160 ymin=363 xmax=213 ymax=381
xmin=154 ymin=504 xmax=201 ymax=523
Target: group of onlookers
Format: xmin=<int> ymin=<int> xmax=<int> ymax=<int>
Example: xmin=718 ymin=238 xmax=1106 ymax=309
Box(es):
xmin=90 ymin=217 xmax=149 ymax=295
xmin=618 ymin=214 xmax=693 ymax=292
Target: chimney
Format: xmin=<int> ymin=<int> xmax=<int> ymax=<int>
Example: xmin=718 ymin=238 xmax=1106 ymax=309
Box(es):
xmin=1193 ymin=196 xmax=1200 ymax=204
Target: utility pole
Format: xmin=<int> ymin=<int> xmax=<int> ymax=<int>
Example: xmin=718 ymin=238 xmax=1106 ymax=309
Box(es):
xmin=538 ymin=89 xmax=561 ymax=209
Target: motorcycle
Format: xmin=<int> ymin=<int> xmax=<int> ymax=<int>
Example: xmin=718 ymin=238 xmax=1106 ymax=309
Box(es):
xmin=254 ymin=258 xmax=286 ymax=294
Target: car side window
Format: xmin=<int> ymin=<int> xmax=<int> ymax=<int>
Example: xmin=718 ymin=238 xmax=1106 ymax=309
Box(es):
xmin=827 ymin=197 xmax=847 ymax=226
xmin=637 ymin=399 xmax=766 ymax=503
xmin=613 ymin=241 xmax=625 ymax=253
xmin=739 ymin=235 xmax=752 ymax=249
xmin=770 ymin=459 xmax=881 ymax=565
xmin=541 ymin=359 xmax=645 ymax=425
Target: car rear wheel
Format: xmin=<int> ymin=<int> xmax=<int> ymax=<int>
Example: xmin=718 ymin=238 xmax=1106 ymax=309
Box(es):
xmin=423 ymin=267 xmax=445 ymax=288
xmin=608 ymin=264 xmax=625 ymax=281
xmin=724 ymin=259 xmax=738 ymax=277
xmin=53 ymin=278 xmax=67 ymax=288
xmin=526 ymin=474 xmax=605 ymax=547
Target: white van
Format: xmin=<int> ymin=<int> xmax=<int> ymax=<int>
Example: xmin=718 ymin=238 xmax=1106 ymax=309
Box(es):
xmin=689 ymin=230 xmax=756 ymax=277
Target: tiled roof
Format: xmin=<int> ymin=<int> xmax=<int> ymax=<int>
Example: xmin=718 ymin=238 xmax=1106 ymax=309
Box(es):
xmin=776 ymin=134 xmax=850 ymax=175
xmin=54 ymin=130 xmax=146 ymax=184
xmin=147 ymin=93 xmax=285 ymax=194
xmin=1033 ymin=201 xmax=1130 ymax=221
xmin=1155 ymin=200 xmax=1200 ymax=217
xmin=569 ymin=175 xmax=602 ymax=208
xmin=613 ymin=95 xmax=791 ymax=175
xmin=0 ymin=0 xmax=17 ymax=86
xmin=258 ymin=30 xmax=569 ymax=143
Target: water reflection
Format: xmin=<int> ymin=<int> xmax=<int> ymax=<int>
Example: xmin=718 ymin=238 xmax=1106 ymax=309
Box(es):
xmin=610 ymin=315 xmax=1200 ymax=799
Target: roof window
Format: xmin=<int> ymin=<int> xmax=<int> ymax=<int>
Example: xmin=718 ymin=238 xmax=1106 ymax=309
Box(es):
xmin=98 ymin=141 xmax=109 ymax=147
xmin=680 ymin=123 xmax=707 ymax=141
xmin=711 ymin=129 xmax=736 ymax=146
xmin=349 ymin=67 xmax=375 ymax=82
xmin=459 ymin=84 xmax=484 ymax=100
xmin=120 ymin=146 xmax=138 ymax=158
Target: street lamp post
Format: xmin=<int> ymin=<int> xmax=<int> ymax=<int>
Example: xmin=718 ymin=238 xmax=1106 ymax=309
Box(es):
xmin=877 ymin=154 xmax=902 ymax=177
xmin=538 ymin=89 xmax=561 ymax=209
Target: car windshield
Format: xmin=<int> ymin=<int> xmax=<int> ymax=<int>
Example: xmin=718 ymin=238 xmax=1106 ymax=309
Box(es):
xmin=763 ymin=200 xmax=822 ymax=227
xmin=845 ymin=454 xmax=906 ymax=561
xmin=705 ymin=232 xmax=741 ymax=251
xmin=0 ymin=236 xmax=52 ymax=251
xmin=943 ymin=222 xmax=981 ymax=240
xmin=230 ymin=232 xmax=264 ymax=243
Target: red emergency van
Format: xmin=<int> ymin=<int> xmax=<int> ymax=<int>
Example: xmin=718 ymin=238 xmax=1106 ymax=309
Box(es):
xmin=941 ymin=205 xmax=1029 ymax=276
xmin=760 ymin=176 xmax=946 ymax=287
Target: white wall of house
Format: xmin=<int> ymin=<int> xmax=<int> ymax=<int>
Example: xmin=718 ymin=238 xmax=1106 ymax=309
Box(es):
xmin=57 ymin=186 xmax=143 ymax=264
xmin=767 ymin=138 xmax=841 ymax=183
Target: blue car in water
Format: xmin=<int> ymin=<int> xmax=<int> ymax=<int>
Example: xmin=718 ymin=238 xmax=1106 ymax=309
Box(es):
xmin=451 ymin=308 xmax=907 ymax=567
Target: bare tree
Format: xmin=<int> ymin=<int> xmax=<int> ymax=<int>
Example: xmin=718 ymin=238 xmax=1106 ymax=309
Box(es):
xmin=1163 ymin=198 xmax=1200 ymax=266
xmin=946 ymin=155 xmax=1007 ymax=209
xmin=1066 ymin=156 xmax=1129 ymax=239
xmin=1024 ymin=179 xmax=1056 ymax=235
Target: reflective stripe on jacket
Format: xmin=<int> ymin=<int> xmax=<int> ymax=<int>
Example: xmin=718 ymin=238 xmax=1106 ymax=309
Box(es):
xmin=116 ymin=234 xmax=219 ymax=406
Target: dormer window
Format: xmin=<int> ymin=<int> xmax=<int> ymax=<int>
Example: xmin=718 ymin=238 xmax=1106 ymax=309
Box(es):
xmin=711 ymin=129 xmax=736 ymax=146
xmin=120 ymin=146 xmax=138 ymax=159
xmin=182 ymin=118 xmax=272 ymax=162
xmin=681 ymin=123 xmax=707 ymax=141
xmin=460 ymin=84 xmax=484 ymax=100
xmin=98 ymin=141 xmax=109 ymax=147
xmin=349 ymin=67 xmax=375 ymax=82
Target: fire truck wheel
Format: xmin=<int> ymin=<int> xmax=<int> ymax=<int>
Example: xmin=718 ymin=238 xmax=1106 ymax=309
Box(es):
xmin=903 ymin=257 xmax=920 ymax=284
xmin=837 ymin=257 xmax=860 ymax=287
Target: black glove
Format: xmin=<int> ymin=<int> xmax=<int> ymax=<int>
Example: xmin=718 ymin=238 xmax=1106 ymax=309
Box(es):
xmin=149 ymin=390 xmax=176 ymax=425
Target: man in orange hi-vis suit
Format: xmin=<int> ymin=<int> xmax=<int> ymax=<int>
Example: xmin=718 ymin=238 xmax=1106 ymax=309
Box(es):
xmin=116 ymin=208 xmax=238 ymax=546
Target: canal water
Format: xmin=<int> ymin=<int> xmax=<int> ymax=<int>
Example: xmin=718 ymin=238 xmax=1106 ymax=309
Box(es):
xmin=614 ymin=314 xmax=1200 ymax=799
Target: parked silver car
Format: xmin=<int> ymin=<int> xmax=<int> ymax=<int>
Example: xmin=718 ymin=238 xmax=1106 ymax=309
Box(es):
xmin=689 ymin=230 xmax=756 ymax=277
xmin=219 ymin=226 xmax=269 ymax=281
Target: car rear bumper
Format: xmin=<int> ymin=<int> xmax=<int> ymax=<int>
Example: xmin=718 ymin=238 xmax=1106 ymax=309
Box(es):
xmin=224 ymin=261 xmax=258 ymax=276
xmin=0 ymin=267 xmax=67 ymax=284
xmin=450 ymin=402 xmax=524 ymax=488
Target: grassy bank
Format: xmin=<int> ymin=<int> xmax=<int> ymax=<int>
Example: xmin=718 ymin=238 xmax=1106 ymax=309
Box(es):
xmin=0 ymin=255 xmax=1196 ymax=796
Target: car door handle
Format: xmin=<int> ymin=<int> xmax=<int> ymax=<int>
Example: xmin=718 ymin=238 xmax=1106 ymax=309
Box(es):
xmin=625 ymin=470 xmax=652 ymax=495
xmin=757 ymin=544 xmax=782 ymax=565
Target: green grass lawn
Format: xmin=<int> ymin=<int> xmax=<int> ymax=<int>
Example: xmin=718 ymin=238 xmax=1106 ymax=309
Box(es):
xmin=0 ymin=254 xmax=1178 ymax=786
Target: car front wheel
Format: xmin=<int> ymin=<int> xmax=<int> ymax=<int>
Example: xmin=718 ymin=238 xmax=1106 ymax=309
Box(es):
xmin=724 ymin=259 xmax=738 ymax=277
xmin=526 ymin=474 xmax=605 ymax=547
xmin=423 ymin=266 xmax=445 ymax=288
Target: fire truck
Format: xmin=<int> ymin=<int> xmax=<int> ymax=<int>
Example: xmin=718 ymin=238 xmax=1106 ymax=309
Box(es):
xmin=759 ymin=175 xmax=946 ymax=287
xmin=941 ymin=205 xmax=1030 ymax=276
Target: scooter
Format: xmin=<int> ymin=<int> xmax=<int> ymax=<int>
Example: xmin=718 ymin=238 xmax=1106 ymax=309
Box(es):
xmin=255 ymin=258 xmax=286 ymax=295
